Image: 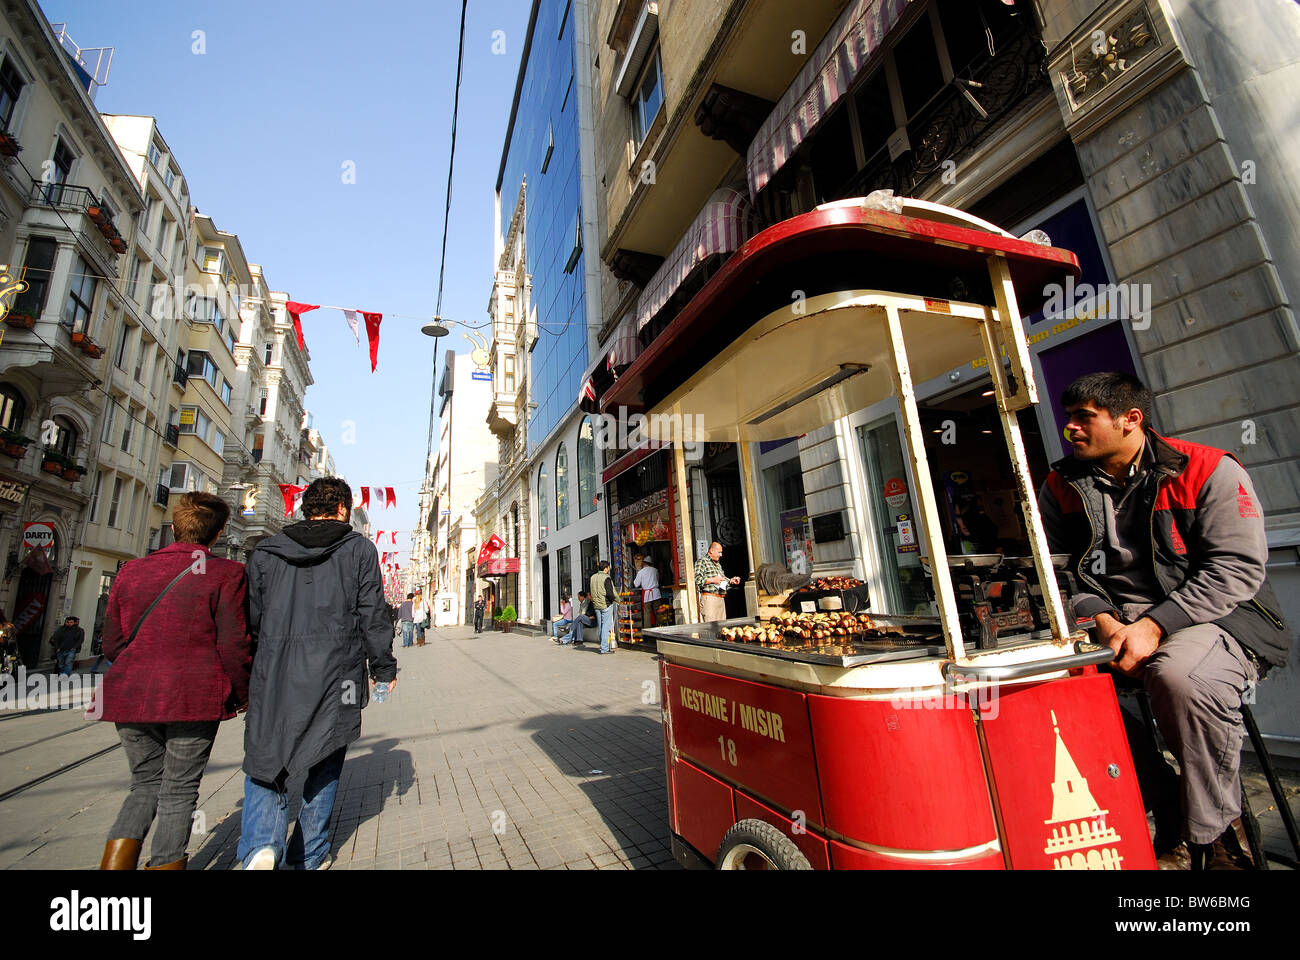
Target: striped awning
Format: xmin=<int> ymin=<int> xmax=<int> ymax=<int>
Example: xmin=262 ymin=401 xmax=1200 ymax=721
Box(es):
xmin=607 ymin=310 xmax=641 ymax=370
xmin=746 ymin=0 xmax=912 ymax=197
xmin=635 ymin=185 xmax=755 ymax=332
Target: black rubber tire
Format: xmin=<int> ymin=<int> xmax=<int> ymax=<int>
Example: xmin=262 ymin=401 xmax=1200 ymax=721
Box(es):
xmin=715 ymin=819 xmax=813 ymax=870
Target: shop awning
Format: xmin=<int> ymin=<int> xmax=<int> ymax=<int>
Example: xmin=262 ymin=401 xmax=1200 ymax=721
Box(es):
xmin=478 ymin=558 xmax=521 ymax=577
xmin=635 ymin=185 xmax=755 ymax=332
xmin=607 ymin=311 xmax=641 ymax=370
xmin=746 ymin=0 xmax=912 ymax=197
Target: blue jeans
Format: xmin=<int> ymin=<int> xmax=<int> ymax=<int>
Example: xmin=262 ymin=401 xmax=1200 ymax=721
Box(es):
xmin=57 ymin=649 xmax=76 ymax=675
xmin=237 ymin=747 xmax=347 ymax=870
xmin=552 ymin=618 xmax=573 ymax=638
xmin=400 ymin=621 xmax=414 ymax=647
xmin=596 ymin=605 xmax=617 ymax=653
xmin=563 ymin=615 xmax=594 ymax=644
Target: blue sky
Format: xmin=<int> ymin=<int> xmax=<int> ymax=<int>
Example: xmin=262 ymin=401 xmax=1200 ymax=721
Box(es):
xmin=43 ymin=0 xmax=533 ymax=560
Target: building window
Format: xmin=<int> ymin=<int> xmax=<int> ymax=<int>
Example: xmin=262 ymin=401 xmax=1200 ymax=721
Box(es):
xmin=139 ymin=194 xmax=155 ymax=238
xmin=580 ymin=535 xmax=600 ymax=584
xmin=186 ymin=350 xmax=218 ymax=388
xmin=13 ymin=236 xmax=56 ymax=318
xmin=126 ymin=257 xmax=142 ymax=302
xmin=202 ymin=246 xmax=226 ymax=275
xmin=555 ymin=443 xmax=570 ymax=530
xmin=46 ymin=415 xmax=78 ymax=459
xmin=504 ymin=354 xmax=516 ymax=393
xmin=0 ymin=56 xmax=25 ymax=131
xmin=168 ymin=461 xmax=191 ymax=490
xmin=556 ymin=544 xmax=572 ymax=602
xmin=577 ymin=417 xmax=596 ymax=518
xmin=0 ymin=383 xmax=27 ymax=432
xmin=107 ymin=476 xmax=124 ymax=527
xmin=89 ymin=470 xmax=104 ymax=522
xmin=541 ymin=121 xmax=554 ymax=174
xmin=538 ymin=464 xmax=550 ymax=536
xmin=213 ymin=430 xmax=225 ymax=456
xmin=133 ymin=331 xmax=146 ymax=382
xmin=264 ymin=342 xmax=273 ymax=364
xmin=258 ymin=388 xmax=268 ymax=416
xmin=631 ymin=46 xmax=663 ymax=149
xmin=220 ymin=379 xmax=232 ymax=406
xmin=62 ymin=256 xmax=96 ymax=333
xmin=252 ymin=434 xmax=264 ymax=462
xmin=147 ymin=141 xmax=161 ymax=168
xmin=125 ymin=482 xmax=140 ymax=534
xmin=120 ymin=404 xmax=137 ymax=453
xmin=100 ymin=401 xmax=116 ymax=443
xmin=114 ymin=323 xmax=130 ymax=369
xmin=43 ymin=138 xmax=74 ymax=203
xmin=164 ymin=166 xmax=176 ymax=190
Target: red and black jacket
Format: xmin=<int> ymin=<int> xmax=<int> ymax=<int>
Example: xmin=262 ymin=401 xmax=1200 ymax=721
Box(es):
xmin=1044 ymin=430 xmax=1288 ymax=667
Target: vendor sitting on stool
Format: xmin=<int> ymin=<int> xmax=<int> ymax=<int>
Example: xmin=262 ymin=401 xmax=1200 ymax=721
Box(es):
xmin=1038 ymin=372 xmax=1289 ymax=870
xmin=695 ymin=541 xmax=739 ymax=622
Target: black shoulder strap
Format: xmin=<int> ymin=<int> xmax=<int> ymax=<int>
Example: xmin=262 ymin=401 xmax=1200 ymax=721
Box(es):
xmin=126 ymin=565 xmax=193 ymax=647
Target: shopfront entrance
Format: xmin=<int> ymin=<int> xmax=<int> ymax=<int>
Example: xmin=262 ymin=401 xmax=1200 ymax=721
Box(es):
xmin=701 ymin=444 xmax=750 ymax=620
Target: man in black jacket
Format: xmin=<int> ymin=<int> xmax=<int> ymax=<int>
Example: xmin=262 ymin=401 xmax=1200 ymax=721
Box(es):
xmin=50 ymin=616 xmax=84 ymax=676
xmin=237 ymin=477 xmax=397 ymax=870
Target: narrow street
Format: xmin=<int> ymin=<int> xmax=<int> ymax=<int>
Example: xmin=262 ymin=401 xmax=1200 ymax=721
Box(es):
xmin=1 ymin=628 xmax=680 ymax=870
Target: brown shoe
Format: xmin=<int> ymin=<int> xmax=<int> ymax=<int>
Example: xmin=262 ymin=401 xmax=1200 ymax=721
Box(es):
xmin=1190 ymin=819 xmax=1254 ymax=870
xmin=100 ymin=838 xmax=142 ymax=870
xmin=142 ymin=856 xmax=188 ymax=870
xmin=1155 ymin=842 xmax=1191 ymax=870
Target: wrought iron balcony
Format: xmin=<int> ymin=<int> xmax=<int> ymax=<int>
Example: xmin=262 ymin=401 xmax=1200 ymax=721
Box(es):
xmin=28 ymin=181 xmax=127 ymax=255
xmin=172 ymin=363 xmax=189 ymax=388
xmin=164 ymin=423 xmax=180 ymax=446
xmin=154 ymin=484 xmax=170 ymax=508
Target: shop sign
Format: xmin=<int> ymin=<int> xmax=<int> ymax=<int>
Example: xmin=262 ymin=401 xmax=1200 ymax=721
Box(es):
xmin=178 ymin=408 xmax=196 ymax=425
xmin=470 ymin=371 xmax=492 ymax=381
xmin=23 ymin=521 xmax=54 ymax=550
xmin=884 ymin=478 xmax=908 ymax=510
xmin=0 ymin=480 xmax=28 ymax=504
xmin=477 ymin=558 xmax=521 ymax=576
xmin=896 ymin=513 xmax=917 ymax=553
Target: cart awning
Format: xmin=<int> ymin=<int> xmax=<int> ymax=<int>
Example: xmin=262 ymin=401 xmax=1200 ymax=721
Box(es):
xmin=601 ymin=200 xmax=1081 ymax=421
xmin=635 ymin=185 xmax=755 ymax=332
xmin=747 ymin=0 xmax=913 ymax=196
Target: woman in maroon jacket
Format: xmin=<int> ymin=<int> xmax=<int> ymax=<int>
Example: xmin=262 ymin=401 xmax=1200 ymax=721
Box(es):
xmin=97 ymin=492 xmax=252 ymax=870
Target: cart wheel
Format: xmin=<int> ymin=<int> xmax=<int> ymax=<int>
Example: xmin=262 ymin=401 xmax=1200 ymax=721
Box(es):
xmin=715 ymin=820 xmax=812 ymax=870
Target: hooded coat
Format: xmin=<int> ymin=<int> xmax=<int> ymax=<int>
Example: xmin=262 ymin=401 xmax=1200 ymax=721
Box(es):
xmin=243 ymin=519 xmax=397 ymax=783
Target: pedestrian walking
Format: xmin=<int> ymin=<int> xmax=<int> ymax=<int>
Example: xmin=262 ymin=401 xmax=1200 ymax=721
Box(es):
xmin=50 ymin=615 xmax=84 ymax=676
xmin=413 ymin=590 xmax=430 ymax=645
xmin=96 ymin=492 xmax=252 ymax=870
xmin=397 ymin=593 xmax=415 ymax=647
xmin=237 ymin=477 xmax=397 ymax=871
xmin=589 ymin=561 xmax=619 ymax=654
xmin=473 ymin=595 xmax=486 ymax=633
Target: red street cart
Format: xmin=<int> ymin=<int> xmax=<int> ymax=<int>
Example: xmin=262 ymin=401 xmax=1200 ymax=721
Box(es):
xmin=639 ymin=194 xmax=1157 ymax=870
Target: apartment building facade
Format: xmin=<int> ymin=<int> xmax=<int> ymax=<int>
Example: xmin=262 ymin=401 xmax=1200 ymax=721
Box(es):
xmin=588 ymin=0 xmax=1300 ymax=741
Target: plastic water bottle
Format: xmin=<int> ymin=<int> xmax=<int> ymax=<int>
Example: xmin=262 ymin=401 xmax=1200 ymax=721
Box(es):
xmin=373 ymin=681 xmax=389 ymax=703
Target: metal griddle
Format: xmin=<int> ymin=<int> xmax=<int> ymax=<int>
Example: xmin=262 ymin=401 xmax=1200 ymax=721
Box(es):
xmin=643 ymin=615 xmax=948 ymax=667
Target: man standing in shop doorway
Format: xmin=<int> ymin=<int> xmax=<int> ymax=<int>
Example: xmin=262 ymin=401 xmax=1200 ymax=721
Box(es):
xmin=695 ymin=541 xmax=739 ymax=622
xmin=1038 ymin=372 xmax=1288 ymax=870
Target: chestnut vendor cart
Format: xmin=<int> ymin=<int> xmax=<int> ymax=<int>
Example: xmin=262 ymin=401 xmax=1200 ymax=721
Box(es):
xmin=635 ymin=193 xmax=1157 ymax=870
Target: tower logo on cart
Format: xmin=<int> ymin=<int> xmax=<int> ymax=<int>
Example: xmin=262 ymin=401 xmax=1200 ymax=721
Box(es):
xmin=1042 ymin=710 xmax=1124 ymax=869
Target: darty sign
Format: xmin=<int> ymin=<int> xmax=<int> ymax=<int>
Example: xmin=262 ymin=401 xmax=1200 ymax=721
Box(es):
xmin=23 ymin=521 xmax=54 ymax=550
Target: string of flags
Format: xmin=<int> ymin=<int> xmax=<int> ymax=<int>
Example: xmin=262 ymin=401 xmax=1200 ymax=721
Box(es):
xmin=285 ymin=301 xmax=385 ymax=372
xmin=274 ymin=484 xmax=401 ymax=518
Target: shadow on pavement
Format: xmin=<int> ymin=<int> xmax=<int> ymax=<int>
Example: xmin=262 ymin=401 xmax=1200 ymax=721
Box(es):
xmin=520 ymin=710 xmax=678 ymax=868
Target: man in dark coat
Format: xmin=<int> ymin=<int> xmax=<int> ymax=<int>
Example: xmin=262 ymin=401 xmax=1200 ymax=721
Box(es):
xmin=237 ymin=477 xmax=397 ymax=870
xmin=50 ymin=615 xmax=84 ymax=676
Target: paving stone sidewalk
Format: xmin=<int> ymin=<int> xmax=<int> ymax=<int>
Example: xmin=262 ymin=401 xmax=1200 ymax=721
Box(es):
xmin=191 ymin=625 xmax=680 ymax=870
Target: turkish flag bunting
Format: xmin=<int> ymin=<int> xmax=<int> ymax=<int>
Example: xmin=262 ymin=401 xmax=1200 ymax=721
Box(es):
xmin=359 ymin=487 xmax=369 ymax=510
xmin=373 ymin=486 xmax=386 ymax=508
xmin=385 ymin=487 xmax=396 ymax=508
xmin=341 ymin=309 xmax=361 ymax=346
xmin=375 ymin=530 xmax=384 ymax=544
xmin=361 ymin=311 xmax=382 ymax=372
xmin=285 ymin=302 xmax=319 ymax=352
xmin=277 ymin=483 xmax=306 ymax=518
xmin=390 ymin=531 xmax=397 ymax=545
xmin=477 ymin=534 xmax=506 ymax=565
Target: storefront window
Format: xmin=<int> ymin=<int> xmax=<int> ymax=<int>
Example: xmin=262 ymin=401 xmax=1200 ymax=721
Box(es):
xmin=556 ymin=545 xmax=572 ymax=604
xmin=555 ymin=444 xmax=570 ymax=529
xmin=577 ymin=417 xmax=596 ymax=517
xmin=579 ymin=535 xmax=600 ymax=586
xmin=857 ymin=417 xmax=930 ymax=615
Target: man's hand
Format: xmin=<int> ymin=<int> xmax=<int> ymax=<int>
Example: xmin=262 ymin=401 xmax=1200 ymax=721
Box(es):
xmin=729 ymin=577 xmax=740 ymax=585
xmin=1107 ymin=617 xmax=1164 ymax=676
xmin=1092 ymin=611 xmax=1123 ymax=644
xmin=373 ymin=676 xmax=396 ymax=692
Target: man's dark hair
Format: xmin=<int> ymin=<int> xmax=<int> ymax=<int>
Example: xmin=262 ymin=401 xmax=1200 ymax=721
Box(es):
xmin=173 ymin=491 xmax=230 ymax=544
xmin=406 ymin=593 xmax=413 ymax=599
xmin=578 ymin=591 xmax=588 ymax=598
xmin=598 ymin=560 xmax=610 ymax=571
xmin=300 ymin=477 xmax=353 ymax=519
xmin=1061 ymin=372 xmax=1153 ymax=428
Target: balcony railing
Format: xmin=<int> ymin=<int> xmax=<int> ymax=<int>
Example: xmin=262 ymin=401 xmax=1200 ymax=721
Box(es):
xmin=154 ymin=484 xmax=170 ymax=508
xmin=164 ymin=423 xmax=180 ymax=446
xmin=28 ymin=181 xmax=127 ymax=255
xmin=172 ymin=363 xmax=189 ymax=388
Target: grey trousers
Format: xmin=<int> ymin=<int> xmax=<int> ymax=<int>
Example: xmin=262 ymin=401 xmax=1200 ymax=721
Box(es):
xmin=700 ymin=594 xmax=727 ymax=622
xmin=110 ymin=721 xmax=219 ymax=866
xmin=1118 ymin=606 xmax=1256 ymax=845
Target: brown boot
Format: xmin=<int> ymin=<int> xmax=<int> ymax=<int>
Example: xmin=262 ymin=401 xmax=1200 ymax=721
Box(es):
xmin=1190 ymin=819 xmax=1254 ymax=870
xmin=100 ymin=838 xmax=142 ymax=870
xmin=142 ymin=856 xmax=188 ymax=870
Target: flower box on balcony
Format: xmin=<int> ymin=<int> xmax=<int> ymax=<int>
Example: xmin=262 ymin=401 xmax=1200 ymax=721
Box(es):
xmin=4 ymin=313 xmax=35 ymax=329
xmin=40 ymin=456 xmax=64 ymax=475
xmin=70 ymin=331 xmax=85 ymax=345
xmin=87 ymin=204 xmax=106 ymax=224
xmin=62 ymin=464 xmax=87 ymax=481
xmin=97 ymin=220 xmax=115 ymax=238
xmin=109 ymin=236 xmax=127 ymax=254
xmin=0 ymin=131 xmax=19 ymax=157
xmin=0 ymin=430 xmax=31 ymax=460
